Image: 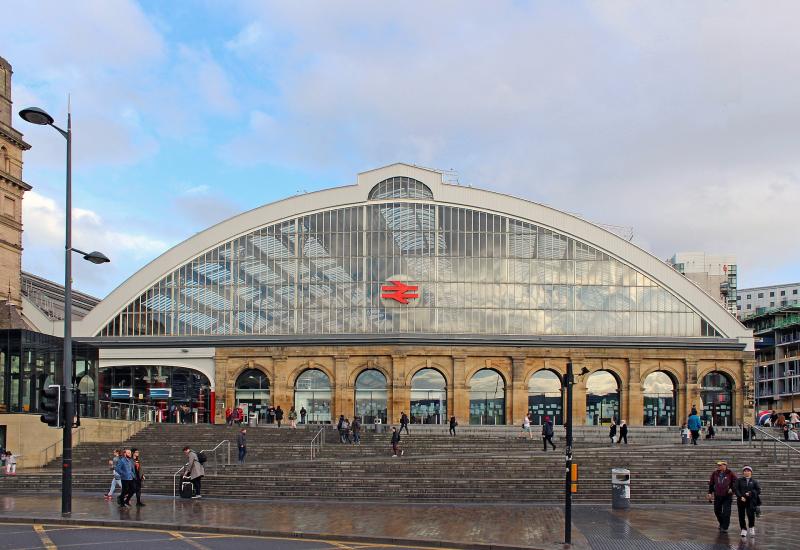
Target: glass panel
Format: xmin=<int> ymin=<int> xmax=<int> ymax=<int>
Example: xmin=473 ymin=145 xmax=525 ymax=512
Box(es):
xmin=585 ymin=371 xmax=619 ymax=425
xmin=469 ymin=369 xmax=505 ymax=425
xmin=528 ymin=370 xmax=563 ymax=425
xmin=410 ymin=368 xmax=447 ymax=424
xmin=701 ymin=371 xmax=733 ymax=427
xmin=295 ymin=369 xmax=332 ymax=423
xmin=642 ymin=371 xmax=676 ymax=426
xmin=355 ymin=369 xmax=388 ymax=424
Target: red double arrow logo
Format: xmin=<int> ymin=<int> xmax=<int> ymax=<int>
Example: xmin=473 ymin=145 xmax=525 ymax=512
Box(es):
xmin=381 ymin=281 xmax=419 ymax=304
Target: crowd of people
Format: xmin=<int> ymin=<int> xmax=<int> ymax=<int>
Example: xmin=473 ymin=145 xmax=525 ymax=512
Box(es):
xmin=224 ymin=405 xmax=304 ymax=428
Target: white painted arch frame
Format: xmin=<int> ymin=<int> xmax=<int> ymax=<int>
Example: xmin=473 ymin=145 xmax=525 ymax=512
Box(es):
xmin=75 ymin=163 xmax=752 ymax=348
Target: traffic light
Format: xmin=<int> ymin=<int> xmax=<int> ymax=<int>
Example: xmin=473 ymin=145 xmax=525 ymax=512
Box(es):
xmin=40 ymin=384 xmax=63 ymax=428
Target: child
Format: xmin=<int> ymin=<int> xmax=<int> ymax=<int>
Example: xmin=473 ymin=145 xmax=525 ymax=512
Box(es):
xmin=681 ymin=423 xmax=689 ymax=445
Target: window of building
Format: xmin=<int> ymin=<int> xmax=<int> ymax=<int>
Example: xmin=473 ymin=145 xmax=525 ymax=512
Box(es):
xmin=736 ymin=296 xmax=741 ymax=301
xmin=770 ymin=302 xmax=775 ymax=307
xmin=746 ymin=294 xmax=751 ymax=299
xmin=368 ymin=177 xmax=433 ymax=200
xmin=758 ymin=293 xmax=764 ymax=298
xmin=770 ymin=291 xmax=775 ymax=297
xmin=737 ymin=305 xmax=741 ymax=310
xmin=747 ymin=304 xmax=751 ymax=310
xmin=794 ymin=289 xmax=798 ymax=295
xmin=781 ymin=290 xmax=786 ymax=296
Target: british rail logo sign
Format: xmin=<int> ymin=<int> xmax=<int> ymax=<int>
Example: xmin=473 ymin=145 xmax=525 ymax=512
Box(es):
xmin=381 ymin=281 xmax=419 ymax=304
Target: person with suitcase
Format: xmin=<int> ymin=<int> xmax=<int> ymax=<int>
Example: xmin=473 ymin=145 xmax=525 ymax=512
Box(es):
xmin=182 ymin=446 xmax=205 ymax=499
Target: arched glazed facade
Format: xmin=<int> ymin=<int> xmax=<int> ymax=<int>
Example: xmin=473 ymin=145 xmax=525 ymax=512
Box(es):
xmin=75 ymin=164 xmax=753 ymax=426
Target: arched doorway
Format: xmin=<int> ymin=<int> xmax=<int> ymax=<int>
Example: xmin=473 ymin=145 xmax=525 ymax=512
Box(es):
xmin=642 ymin=371 xmax=677 ymax=426
xmin=528 ymin=370 xmax=563 ymax=425
xmin=354 ymin=369 xmax=388 ymax=424
xmin=701 ymin=371 xmax=734 ymax=426
xmin=469 ymin=369 xmax=505 ymax=425
xmin=294 ymin=369 xmax=332 ymax=424
xmin=585 ymin=370 xmax=620 ymax=425
xmin=410 ymin=368 xmax=447 ymax=424
xmin=235 ymin=369 xmax=271 ymax=423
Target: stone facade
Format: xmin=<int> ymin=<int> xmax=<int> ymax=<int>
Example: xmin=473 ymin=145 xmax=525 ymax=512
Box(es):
xmin=214 ymin=345 xmax=754 ymax=426
xmin=0 ymin=56 xmax=31 ymax=313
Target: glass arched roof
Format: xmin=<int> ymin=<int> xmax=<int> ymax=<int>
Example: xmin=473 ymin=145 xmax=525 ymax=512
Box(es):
xmin=98 ymin=197 xmax=724 ymax=339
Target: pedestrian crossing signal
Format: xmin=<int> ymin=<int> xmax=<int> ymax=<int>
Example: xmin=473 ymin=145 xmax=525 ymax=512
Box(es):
xmin=40 ymin=384 xmax=63 ymax=428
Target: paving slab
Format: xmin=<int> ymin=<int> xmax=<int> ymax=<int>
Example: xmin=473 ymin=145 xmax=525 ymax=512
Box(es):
xmin=0 ymin=493 xmax=797 ymax=549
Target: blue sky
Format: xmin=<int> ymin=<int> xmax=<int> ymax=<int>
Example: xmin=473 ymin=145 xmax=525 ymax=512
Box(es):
xmin=2 ymin=1 xmax=799 ymax=298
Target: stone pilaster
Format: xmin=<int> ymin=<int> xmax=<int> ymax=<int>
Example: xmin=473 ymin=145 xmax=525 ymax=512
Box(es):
xmin=452 ymin=355 xmax=469 ymax=424
xmin=390 ymin=354 xmax=407 ymax=423
xmin=511 ymin=355 xmax=528 ymax=425
xmin=272 ymin=356 xmax=289 ymax=409
xmin=334 ymin=355 xmax=349 ymax=420
xmin=741 ymin=358 xmax=756 ymax=423
xmin=685 ymin=359 xmax=701 ymax=417
xmin=626 ymin=359 xmax=642 ymax=426
xmin=570 ymin=358 xmax=587 ymax=425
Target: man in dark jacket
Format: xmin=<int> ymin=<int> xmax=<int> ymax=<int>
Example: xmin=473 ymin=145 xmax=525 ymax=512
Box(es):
xmin=131 ymin=448 xmax=146 ymax=506
xmin=707 ymin=460 xmax=737 ymax=532
xmin=399 ymin=412 xmax=410 ymax=434
xmin=542 ymin=416 xmax=556 ymax=451
xmin=391 ymin=427 xmax=403 ymax=457
xmin=618 ymin=420 xmax=628 ymax=445
xmin=734 ymin=466 xmax=761 ymax=537
xmin=237 ymin=428 xmax=247 ymax=464
xmin=275 ymin=406 xmax=284 ymax=427
xmin=608 ymin=423 xmax=617 ymax=446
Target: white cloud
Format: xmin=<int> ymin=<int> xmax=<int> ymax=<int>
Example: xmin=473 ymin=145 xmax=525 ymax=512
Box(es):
xmin=226 ymin=22 xmax=264 ymax=52
xmin=23 ymin=190 xmax=172 ymax=297
xmin=222 ymin=1 xmax=800 ymax=287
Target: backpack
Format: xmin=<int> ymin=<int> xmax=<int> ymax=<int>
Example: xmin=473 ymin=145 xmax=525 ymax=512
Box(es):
xmin=196 ymin=451 xmax=207 ymax=464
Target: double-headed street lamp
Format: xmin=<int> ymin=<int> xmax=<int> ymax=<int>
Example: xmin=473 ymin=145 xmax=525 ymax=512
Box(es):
xmin=19 ymin=105 xmax=110 ymax=516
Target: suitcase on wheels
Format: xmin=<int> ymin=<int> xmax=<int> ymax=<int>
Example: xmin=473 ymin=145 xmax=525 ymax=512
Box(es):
xmin=180 ymin=477 xmax=195 ymax=499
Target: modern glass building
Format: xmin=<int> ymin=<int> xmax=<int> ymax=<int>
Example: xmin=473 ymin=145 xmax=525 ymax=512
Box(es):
xmin=51 ymin=164 xmax=753 ymax=426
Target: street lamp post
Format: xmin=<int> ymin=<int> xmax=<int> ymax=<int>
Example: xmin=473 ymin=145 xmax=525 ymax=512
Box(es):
xmin=563 ymin=362 xmax=589 ymax=546
xmin=19 ymin=106 xmax=109 ymax=516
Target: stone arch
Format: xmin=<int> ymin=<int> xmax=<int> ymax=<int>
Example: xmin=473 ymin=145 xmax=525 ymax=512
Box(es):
xmin=348 ymin=361 xmax=391 ymax=388
xmin=584 ymin=368 xmax=622 ymax=425
xmin=288 ymin=361 xmax=334 ymax=388
xmin=640 ymin=364 xmax=682 ymax=387
xmin=465 ymin=363 xmax=510 ymax=387
xmin=229 ymin=363 xmax=272 ymax=389
xmin=526 ymin=367 xmax=563 ymax=387
xmin=405 ymin=362 xmax=450 ymax=387
xmin=697 ymin=365 xmax=739 ymax=389
xmin=641 ymin=370 xmax=679 ymax=426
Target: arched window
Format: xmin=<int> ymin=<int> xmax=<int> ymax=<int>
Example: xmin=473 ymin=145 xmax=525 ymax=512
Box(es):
xmin=410 ymin=368 xmax=447 ymax=424
xmin=585 ymin=371 xmax=620 ymax=426
xmin=0 ymin=146 xmax=7 ymax=173
xmin=294 ymin=369 xmax=332 ymax=424
xmin=528 ymin=370 xmax=563 ymax=425
xmin=368 ymin=176 xmax=433 ymax=200
xmin=235 ymin=369 xmax=271 ymax=422
xmin=354 ymin=369 xmax=388 ymax=424
xmin=701 ymin=371 xmax=734 ymax=426
xmin=642 ymin=371 xmax=677 ymax=426
xmin=469 ymin=369 xmax=505 ymax=425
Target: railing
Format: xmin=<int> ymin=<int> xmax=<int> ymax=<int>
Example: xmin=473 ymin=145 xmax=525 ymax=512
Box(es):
xmin=310 ymin=426 xmax=325 ymax=460
xmin=41 ymin=427 xmax=85 ymax=465
xmin=743 ymin=423 xmax=800 ymax=468
xmin=172 ymin=440 xmax=231 ymax=498
xmin=98 ymin=400 xmax=158 ymax=423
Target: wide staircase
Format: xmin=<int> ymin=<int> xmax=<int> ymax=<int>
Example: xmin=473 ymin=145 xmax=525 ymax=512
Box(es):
xmin=2 ymin=423 xmax=795 ymax=505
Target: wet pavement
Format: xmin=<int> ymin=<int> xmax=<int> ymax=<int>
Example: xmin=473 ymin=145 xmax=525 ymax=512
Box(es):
xmin=0 ymin=493 xmax=798 ymax=550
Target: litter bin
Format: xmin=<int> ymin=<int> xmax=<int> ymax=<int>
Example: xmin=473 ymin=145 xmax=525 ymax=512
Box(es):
xmin=611 ymin=468 xmax=630 ymax=509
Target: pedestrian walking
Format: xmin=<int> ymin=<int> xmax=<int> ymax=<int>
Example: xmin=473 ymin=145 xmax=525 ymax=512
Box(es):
xmin=275 ymin=406 xmax=284 ymax=427
xmin=688 ymin=410 xmax=702 ymax=445
xmin=105 ymin=449 xmax=122 ymax=500
xmin=734 ymin=466 xmax=761 ymax=538
xmin=225 ymin=407 xmax=233 ymax=426
xmin=337 ymin=414 xmax=346 ymax=443
xmin=790 ymin=410 xmax=799 ymax=425
xmin=618 ymin=420 xmax=628 ymax=445
xmin=342 ymin=418 xmax=352 ymax=444
xmin=289 ymin=406 xmax=298 ymax=429
xmin=352 ymin=417 xmax=361 ymax=444
xmin=3 ymin=451 xmax=17 ymax=475
xmin=300 ymin=406 xmax=307 ymax=424
xmin=131 ymin=448 xmax=146 ymax=506
xmin=707 ymin=460 xmax=737 ymax=533
xmin=789 ymin=426 xmax=799 ymax=441
xmin=519 ymin=413 xmax=532 ymax=439
xmin=400 ymin=412 xmax=410 ymax=434
xmin=390 ymin=426 xmax=404 ymax=457
xmin=449 ymin=415 xmax=457 ymax=436
xmin=115 ymin=449 xmax=135 ymax=508
xmin=609 ymin=423 xmax=617 ymax=446
xmin=681 ymin=424 xmax=689 ymax=445
xmin=237 ymin=428 xmax=247 ymax=464
xmin=706 ymin=423 xmax=716 ymax=440
xmin=542 ymin=416 xmax=556 ymax=451
xmin=234 ymin=407 xmax=243 ymax=426
xmin=267 ymin=405 xmax=276 ymax=424
xmin=182 ymin=446 xmax=205 ymax=499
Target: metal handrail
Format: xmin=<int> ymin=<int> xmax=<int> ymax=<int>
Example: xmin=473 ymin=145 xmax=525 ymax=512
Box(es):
xmin=310 ymin=427 xmax=325 ymax=460
xmin=40 ymin=427 xmax=84 ymax=465
xmin=171 ymin=439 xmax=232 ymax=497
xmin=98 ymin=400 xmax=158 ymax=423
xmin=743 ymin=422 xmax=800 ymax=468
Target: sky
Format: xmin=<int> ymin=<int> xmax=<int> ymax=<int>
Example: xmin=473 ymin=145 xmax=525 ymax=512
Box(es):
xmin=2 ymin=0 xmax=799 ymax=299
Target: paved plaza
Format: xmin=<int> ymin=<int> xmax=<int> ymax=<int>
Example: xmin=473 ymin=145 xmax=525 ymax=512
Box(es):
xmin=0 ymin=494 xmax=798 ymax=549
